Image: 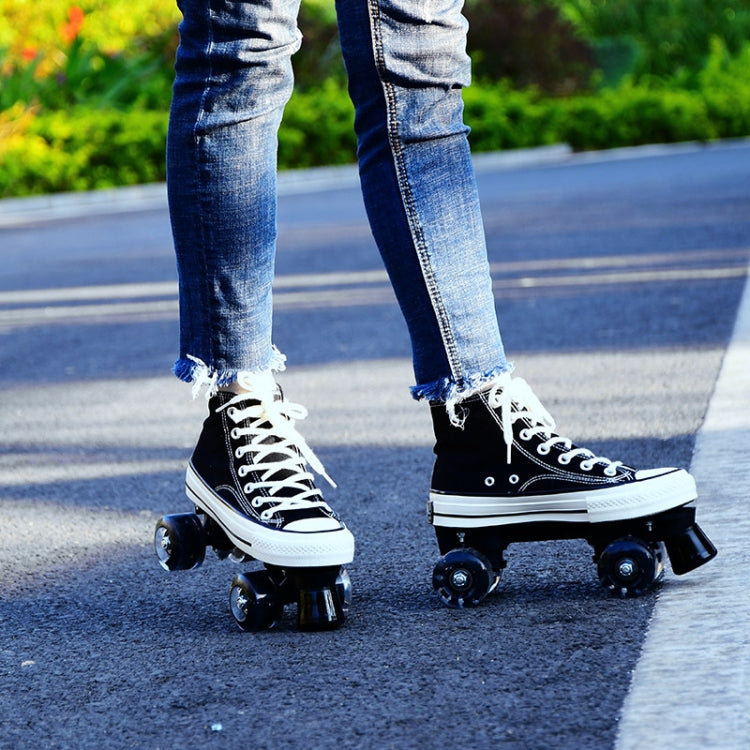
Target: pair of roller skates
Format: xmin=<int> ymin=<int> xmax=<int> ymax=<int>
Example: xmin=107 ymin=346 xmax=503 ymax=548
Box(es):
xmin=155 ymin=373 xmax=716 ymax=629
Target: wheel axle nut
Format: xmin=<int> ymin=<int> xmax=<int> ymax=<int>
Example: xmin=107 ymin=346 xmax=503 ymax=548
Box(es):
xmin=450 ymin=570 xmax=470 ymax=588
xmin=617 ymin=559 xmax=636 ymax=579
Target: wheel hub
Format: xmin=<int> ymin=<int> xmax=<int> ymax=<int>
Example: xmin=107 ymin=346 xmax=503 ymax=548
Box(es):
xmin=616 ymin=558 xmax=637 ymax=581
xmin=450 ymin=569 xmax=471 ymax=590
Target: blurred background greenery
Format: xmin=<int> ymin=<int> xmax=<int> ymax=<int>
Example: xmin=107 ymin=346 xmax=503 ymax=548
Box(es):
xmin=1 ymin=0 xmax=749 ymax=197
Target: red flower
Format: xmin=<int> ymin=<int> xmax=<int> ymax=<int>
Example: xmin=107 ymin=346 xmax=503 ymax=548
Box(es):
xmin=61 ymin=6 xmax=85 ymax=44
xmin=21 ymin=48 xmax=38 ymax=62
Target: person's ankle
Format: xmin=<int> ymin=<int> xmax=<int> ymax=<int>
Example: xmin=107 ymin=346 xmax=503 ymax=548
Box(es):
xmin=219 ymin=370 xmax=277 ymax=397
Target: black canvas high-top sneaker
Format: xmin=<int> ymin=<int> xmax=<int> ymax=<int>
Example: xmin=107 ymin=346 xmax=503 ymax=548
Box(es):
xmin=186 ymin=376 xmax=354 ymax=569
xmin=429 ymin=374 xmax=697 ymax=528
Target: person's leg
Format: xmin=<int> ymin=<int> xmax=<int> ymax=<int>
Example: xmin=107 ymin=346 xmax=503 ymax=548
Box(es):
xmin=168 ymin=0 xmax=298 ymax=384
xmin=167 ymin=0 xmax=353 ymax=570
xmin=336 ymin=0 xmax=510 ymax=406
xmin=337 ymin=0 xmax=698 ymax=529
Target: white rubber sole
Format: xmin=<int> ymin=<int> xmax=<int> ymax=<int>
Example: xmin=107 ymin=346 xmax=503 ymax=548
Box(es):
xmin=185 ymin=465 xmax=355 ymax=568
xmin=429 ymin=468 xmax=697 ymax=528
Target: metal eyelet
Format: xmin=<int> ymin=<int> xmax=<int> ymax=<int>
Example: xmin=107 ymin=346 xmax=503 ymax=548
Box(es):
xmin=520 ymin=429 xmax=532 ymax=441
xmin=580 ymin=461 xmax=594 ymax=471
xmin=509 ymin=474 xmax=520 ymax=485
xmin=484 ymin=476 xmax=495 ymax=487
xmin=558 ymin=454 xmax=571 ymax=465
xmin=537 ymin=444 xmax=550 ymax=456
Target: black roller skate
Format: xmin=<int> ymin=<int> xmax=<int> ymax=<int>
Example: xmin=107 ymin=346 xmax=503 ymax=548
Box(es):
xmin=428 ymin=374 xmax=716 ymax=607
xmin=155 ymin=375 xmax=354 ymax=631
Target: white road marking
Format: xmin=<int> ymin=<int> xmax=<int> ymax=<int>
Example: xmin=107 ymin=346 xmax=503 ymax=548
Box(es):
xmin=615 ymin=266 xmax=750 ymax=749
xmin=1 ymin=249 xmax=746 ymax=327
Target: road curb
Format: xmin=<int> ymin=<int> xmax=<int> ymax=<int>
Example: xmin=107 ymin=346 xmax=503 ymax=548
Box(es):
xmin=0 ymin=144 xmax=573 ymax=227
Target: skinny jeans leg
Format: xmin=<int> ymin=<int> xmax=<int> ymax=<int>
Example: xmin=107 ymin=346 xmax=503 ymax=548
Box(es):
xmin=337 ymin=0 xmax=509 ymax=400
xmin=167 ymin=0 xmax=300 ymax=383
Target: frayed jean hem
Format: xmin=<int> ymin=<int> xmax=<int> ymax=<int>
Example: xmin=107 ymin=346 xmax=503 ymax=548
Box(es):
xmin=173 ymin=349 xmax=287 ymax=399
xmin=412 ymin=363 xmax=515 ymax=427
xmin=411 ymin=363 xmax=514 ymax=404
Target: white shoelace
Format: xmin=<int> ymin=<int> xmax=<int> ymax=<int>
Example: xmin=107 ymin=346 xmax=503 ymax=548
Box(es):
xmin=486 ymin=375 xmax=622 ymax=475
xmin=218 ymin=392 xmax=335 ymax=521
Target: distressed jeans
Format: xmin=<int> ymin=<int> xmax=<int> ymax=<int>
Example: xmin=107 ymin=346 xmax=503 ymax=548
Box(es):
xmin=167 ymin=0 xmax=510 ymax=403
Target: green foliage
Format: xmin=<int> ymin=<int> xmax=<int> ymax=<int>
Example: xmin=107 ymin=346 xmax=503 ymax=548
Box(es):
xmin=0 ymin=2 xmax=178 ymax=112
xmin=2 ymin=0 xmax=750 ymax=198
xmin=463 ymin=83 xmax=562 ymax=150
xmin=5 ymin=41 xmax=750 ymax=200
xmin=0 ymin=108 xmax=169 ymax=198
xmin=294 ymin=0 xmax=347 ymax=91
xmin=279 ymin=80 xmax=356 ymax=166
xmin=0 ymin=34 xmax=176 ymax=112
xmin=558 ymin=87 xmax=717 ymax=149
xmin=698 ymin=39 xmax=750 ymax=137
xmin=552 ymin=0 xmax=750 ymax=83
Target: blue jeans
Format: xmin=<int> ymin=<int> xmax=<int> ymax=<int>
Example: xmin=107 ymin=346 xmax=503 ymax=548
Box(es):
xmin=167 ymin=0 xmax=510 ymax=403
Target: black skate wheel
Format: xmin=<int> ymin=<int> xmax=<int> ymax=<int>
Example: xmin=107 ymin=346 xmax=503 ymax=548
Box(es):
xmin=432 ymin=548 xmax=496 ymax=609
xmin=597 ymin=537 xmax=664 ymax=597
xmin=230 ymin=570 xmax=284 ymax=632
xmin=154 ymin=513 xmax=206 ymax=571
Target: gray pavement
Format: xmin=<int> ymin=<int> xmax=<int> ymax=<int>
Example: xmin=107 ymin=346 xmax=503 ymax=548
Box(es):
xmin=0 ymin=141 xmax=748 ymax=749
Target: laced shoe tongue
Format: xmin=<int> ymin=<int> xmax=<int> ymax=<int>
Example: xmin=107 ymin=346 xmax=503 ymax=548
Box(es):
xmin=222 ymin=398 xmax=304 ymax=495
xmin=256 ymin=422 xmax=312 ymax=498
xmin=492 ymin=377 xmax=624 ymax=473
xmin=520 ymin=413 xmax=552 ymax=437
xmin=221 ymin=389 xmax=335 ymax=497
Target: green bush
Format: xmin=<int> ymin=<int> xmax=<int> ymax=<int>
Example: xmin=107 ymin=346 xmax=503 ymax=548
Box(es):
xmin=3 ymin=38 xmax=750 ymax=199
xmin=698 ymin=38 xmax=750 ymax=138
xmin=463 ymin=83 xmax=562 ymax=151
xmin=0 ymin=108 xmax=169 ymax=197
xmin=0 ymin=10 xmax=177 ymax=113
xmin=553 ymin=0 xmax=750 ymax=84
xmin=279 ymin=80 xmax=356 ymax=166
xmin=558 ymin=87 xmax=717 ymax=150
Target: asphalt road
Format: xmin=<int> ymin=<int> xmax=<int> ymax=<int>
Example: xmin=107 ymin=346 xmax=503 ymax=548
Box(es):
xmin=0 ymin=141 xmax=748 ymax=749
